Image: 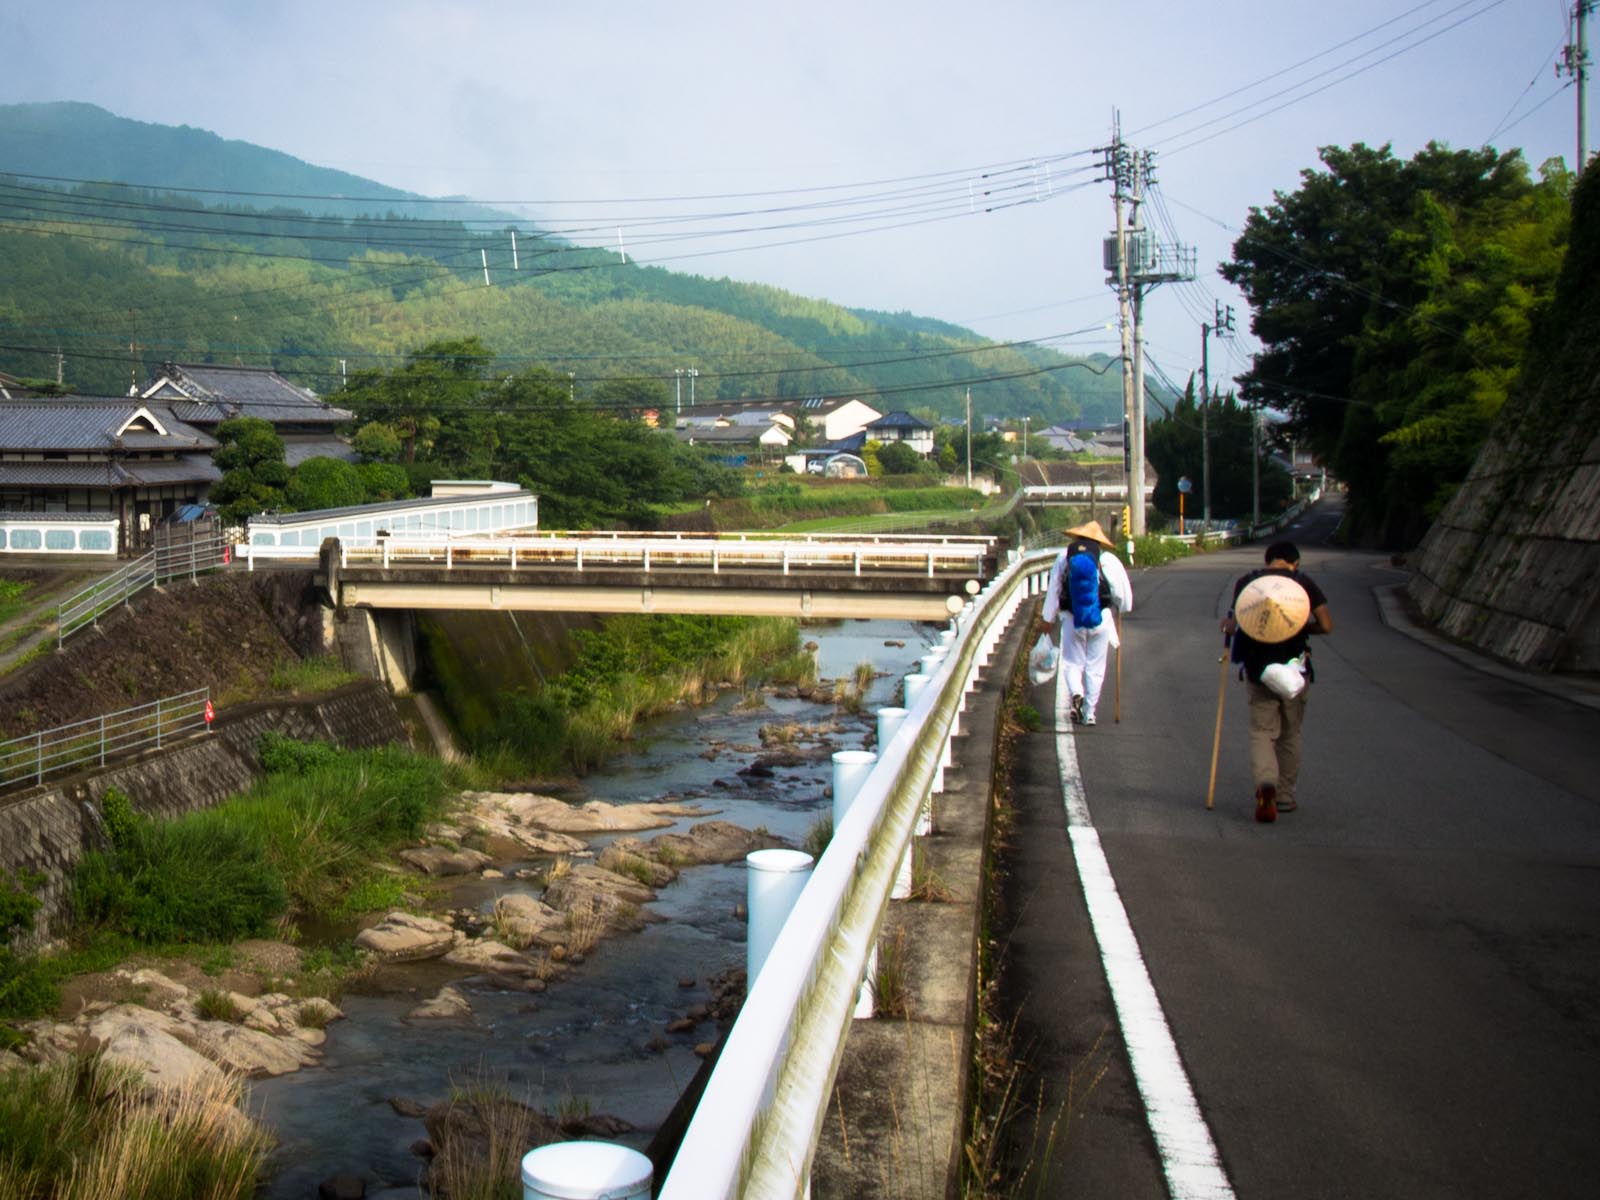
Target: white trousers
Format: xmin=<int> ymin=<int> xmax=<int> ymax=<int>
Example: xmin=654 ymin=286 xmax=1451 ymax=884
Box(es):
xmin=1060 ymin=613 xmax=1116 ymax=716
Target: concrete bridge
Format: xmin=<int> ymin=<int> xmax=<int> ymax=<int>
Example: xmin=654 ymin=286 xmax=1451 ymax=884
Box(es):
xmin=279 ymin=531 xmax=1004 ymax=623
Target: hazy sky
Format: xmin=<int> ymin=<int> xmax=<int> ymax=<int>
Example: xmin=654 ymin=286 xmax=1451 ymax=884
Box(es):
xmin=0 ymin=0 xmax=1586 ymax=393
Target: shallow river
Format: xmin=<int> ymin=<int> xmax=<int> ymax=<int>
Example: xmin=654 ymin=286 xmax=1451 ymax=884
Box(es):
xmin=248 ymin=618 xmax=938 ymax=1199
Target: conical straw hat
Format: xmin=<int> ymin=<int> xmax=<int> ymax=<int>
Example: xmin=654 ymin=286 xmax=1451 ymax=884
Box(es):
xmin=1234 ymin=575 xmax=1311 ymax=644
xmin=1064 ymin=520 xmax=1115 ymax=548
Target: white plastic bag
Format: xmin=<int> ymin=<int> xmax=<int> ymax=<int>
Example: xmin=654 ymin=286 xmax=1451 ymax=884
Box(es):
xmin=1028 ymin=633 xmax=1058 ymax=686
xmin=1260 ymin=655 xmax=1307 ymax=700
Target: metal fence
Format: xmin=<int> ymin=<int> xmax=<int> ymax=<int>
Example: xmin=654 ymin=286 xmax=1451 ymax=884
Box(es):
xmin=0 ymin=688 xmax=212 ymax=794
xmin=56 ymin=531 xmax=232 ymax=649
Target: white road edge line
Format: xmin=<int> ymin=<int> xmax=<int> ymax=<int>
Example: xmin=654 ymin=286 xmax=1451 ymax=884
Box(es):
xmin=1055 ymin=668 xmax=1236 ymax=1200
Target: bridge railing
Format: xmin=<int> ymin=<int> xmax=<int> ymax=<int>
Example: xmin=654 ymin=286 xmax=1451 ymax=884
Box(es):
xmin=0 ymin=687 xmax=212 ymax=795
xmin=657 ymin=544 xmax=1056 ymax=1199
xmin=243 ymin=530 xmax=998 ymax=579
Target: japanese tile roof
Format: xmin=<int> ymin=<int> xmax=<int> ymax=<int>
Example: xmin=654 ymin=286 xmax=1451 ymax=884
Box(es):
xmin=0 ymin=455 xmax=220 ymax=487
xmin=144 ymin=363 xmax=353 ymax=427
xmin=867 ymin=410 xmax=932 ymax=431
xmin=0 ymin=398 xmax=217 ymax=453
xmin=283 ymin=436 xmax=357 ymax=467
xmin=674 ymin=425 xmax=763 ymax=444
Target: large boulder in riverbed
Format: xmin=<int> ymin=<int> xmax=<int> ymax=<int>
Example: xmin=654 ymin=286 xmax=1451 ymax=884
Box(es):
xmin=190 ymin=1019 xmax=322 ymax=1077
xmin=597 ymin=841 xmax=680 ymax=887
xmin=646 ymin=820 xmax=789 ymax=866
xmin=408 ymin=985 xmax=473 ymax=1021
xmin=81 ymin=1004 xmax=225 ymax=1091
xmin=400 ymin=846 xmax=494 ymax=876
xmin=355 ymin=912 xmax=461 ymax=961
xmin=463 ymin=792 xmax=717 ymax=834
xmin=442 ymin=939 xmax=537 ymax=976
xmin=481 ymin=893 xmax=565 ymax=949
xmin=542 ymin=864 xmax=661 ymax=933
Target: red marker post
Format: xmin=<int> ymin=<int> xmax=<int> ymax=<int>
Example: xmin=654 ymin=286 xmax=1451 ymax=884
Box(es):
xmin=204 ymin=698 xmax=215 ymax=731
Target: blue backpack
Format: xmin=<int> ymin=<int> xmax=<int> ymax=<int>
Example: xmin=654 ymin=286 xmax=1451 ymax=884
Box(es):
xmin=1064 ymin=541 xmax=1105 ymax=629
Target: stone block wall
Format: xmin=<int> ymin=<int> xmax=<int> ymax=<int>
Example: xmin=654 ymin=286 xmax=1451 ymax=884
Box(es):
xmin=0 ymin=680 xmax=409 ymax=944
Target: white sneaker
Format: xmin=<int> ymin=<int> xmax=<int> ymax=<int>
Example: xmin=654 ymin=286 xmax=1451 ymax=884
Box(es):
xmin=1082 ymin=711 xmax=1097 ymax=725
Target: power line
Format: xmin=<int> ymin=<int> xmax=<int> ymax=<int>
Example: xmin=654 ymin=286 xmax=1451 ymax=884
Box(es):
xmin=1156 ymin=0 xmax=1511 ymax=158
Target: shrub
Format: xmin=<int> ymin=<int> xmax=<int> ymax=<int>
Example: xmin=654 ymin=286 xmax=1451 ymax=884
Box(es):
xmin=257 ymin=732 xmax=341 ymax=774
xmin=72 ymin=810 xmax=288 ymax=944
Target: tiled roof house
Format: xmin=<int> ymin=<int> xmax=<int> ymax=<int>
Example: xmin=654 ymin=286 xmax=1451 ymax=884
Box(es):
xmin=142 ymin=363 xmax=355 ymax=466
xmin=0 ymin=397 xmax=221 ymax=549
xmin=865 ymin=410 xmax=935 ymax=455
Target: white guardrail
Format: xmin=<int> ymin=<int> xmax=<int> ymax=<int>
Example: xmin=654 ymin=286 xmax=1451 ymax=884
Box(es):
xmin=242 ymin=531 xmax=997 ymax=580
xmin=657 ymin=545 xmax=1056 ymax=1199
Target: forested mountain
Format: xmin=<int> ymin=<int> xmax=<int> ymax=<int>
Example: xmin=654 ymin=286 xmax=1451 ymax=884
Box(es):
xmin=0 ymin=102 xmax=1125 ymax=427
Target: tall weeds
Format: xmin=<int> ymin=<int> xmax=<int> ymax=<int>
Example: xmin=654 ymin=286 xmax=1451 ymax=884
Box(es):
xmin=0 ymin=1055 xmax=269 ymax=1200
xmin=481 ymin=614 xmax=809 ymax=777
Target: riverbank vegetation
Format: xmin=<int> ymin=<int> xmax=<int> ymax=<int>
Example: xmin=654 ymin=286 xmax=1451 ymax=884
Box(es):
xmin=442 ymin=613 xmax=815 ymax=777
xmin=0 ymin=740 xmax=456 ymax=1026
xmin=0 ymin=1054 xmax=269 ymax=1200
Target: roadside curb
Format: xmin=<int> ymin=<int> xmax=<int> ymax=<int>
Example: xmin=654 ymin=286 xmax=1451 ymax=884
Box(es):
xmin=1373 ymin=582 xmax=1600 ymax=712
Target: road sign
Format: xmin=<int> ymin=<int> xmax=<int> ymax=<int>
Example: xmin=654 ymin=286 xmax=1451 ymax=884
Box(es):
xmin=1178 ymin=475 xmax=1193 ymax=494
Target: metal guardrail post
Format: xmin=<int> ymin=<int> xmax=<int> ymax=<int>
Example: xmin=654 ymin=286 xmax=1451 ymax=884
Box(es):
xmin=35 ymin=731 xmax=43 ymax=787
xmin=99 ymin=715 xmax=106 ymax=768
xmin=155 ymin=697 xmax=163 ymax=750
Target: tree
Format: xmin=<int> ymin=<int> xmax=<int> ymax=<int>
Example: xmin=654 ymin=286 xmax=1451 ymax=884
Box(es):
xmin=208 ymin=417 xmax=289 ymax=523
xmin=877 ymin=440 xmax=923 ymax=475
xmin=287 ymin=457 xmax=366 ymax=511
xmin=1222 ymin=142 xmax=1570 ymax=545
xmin=1146 ymin=378 xmax=1292 ymax=523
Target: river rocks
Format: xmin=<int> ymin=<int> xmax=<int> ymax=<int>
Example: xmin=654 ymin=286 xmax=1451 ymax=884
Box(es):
xmin=399 ymin=846 xmax=494 ymax=876
xmin=442 ymin=939 xmax=537 ymax=975
xmin=408 ymin=985 xmax=472 ymax=1020
xmin=464 ymin=791 xmax=718 ymax=834
xmin=484 ymin=893 xmax=565 ymax=948
xmin=82 ymin=1004 xmax=226 ymax=1091
xmin=596 ymin=841 xmax=681 ymax=888
xmin=542 ymin=864 xmax=661 ymax=934
xmin=355 ymin=912 xmax=462 ymax=961
xmin=648 ymin=819 xmax=789 ymax=866
xmin=190 ymin=1019 xmax=322 ymax=1077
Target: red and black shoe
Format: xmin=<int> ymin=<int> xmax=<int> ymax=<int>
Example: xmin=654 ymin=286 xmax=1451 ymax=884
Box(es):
xmin=1255 ymin=783 xmax=1277 ymax=824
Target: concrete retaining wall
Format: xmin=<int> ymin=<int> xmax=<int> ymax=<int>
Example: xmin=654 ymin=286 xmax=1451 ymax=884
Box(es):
xmin=0 ymin=680 xmax=408 ymax=943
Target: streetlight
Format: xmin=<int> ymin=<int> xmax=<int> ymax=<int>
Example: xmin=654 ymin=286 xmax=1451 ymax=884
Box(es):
xmin=674 ymin=368 xmax=684 ymax=417
xmin=686 ymin=367 xmax=699 ymax=406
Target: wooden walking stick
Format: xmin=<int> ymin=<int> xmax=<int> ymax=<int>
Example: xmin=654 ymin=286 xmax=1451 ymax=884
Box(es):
xmin=1113 ymin=611 xmax=1123 ymax=723
xmin=1206 ymin=635 xmax=1230 ymax=810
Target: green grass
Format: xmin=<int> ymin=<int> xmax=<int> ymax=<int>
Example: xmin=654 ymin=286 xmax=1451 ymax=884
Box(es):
xmin=0 ymin=578 xmax=35 ymax=627
xmin=71 ymin=740 xmax=454 ymax=948
xmin=268 ymin=656 xmax=362 ymax=694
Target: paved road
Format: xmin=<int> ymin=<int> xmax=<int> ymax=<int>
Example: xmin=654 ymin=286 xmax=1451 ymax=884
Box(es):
xmin=1003 ymin=498 xmax=1600 ymax=1199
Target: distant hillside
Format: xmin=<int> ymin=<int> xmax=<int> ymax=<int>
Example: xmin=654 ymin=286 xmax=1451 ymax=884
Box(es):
xmin=0 ymin=101 xmax=512 ymax=224
xmin=0 ymin=102 xmax=1132 ymax=426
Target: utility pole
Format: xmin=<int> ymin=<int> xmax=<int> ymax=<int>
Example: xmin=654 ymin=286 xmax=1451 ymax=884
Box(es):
xmin=1023 ymin=415 xmax=1029 ymax=460
xmin=1100 ymin=121 xmax=1193 ymax=539
xmin=686 ymin=367 xmax=699 ymax=407
xmin=1104 ymin=121 xmax=1140 ymax=535
xmin=674 ymin=368 xmax=684 ymax=418
xmin=1561 ymin=2 xmax=1594 ymax=176
xmin=964 ymin=386 xmax=972 ymax=488
xmin=1200 ymin=319 xmax=1211 ymax=537
xmin=1199 ymin=302 xmax=1234 ymax=536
